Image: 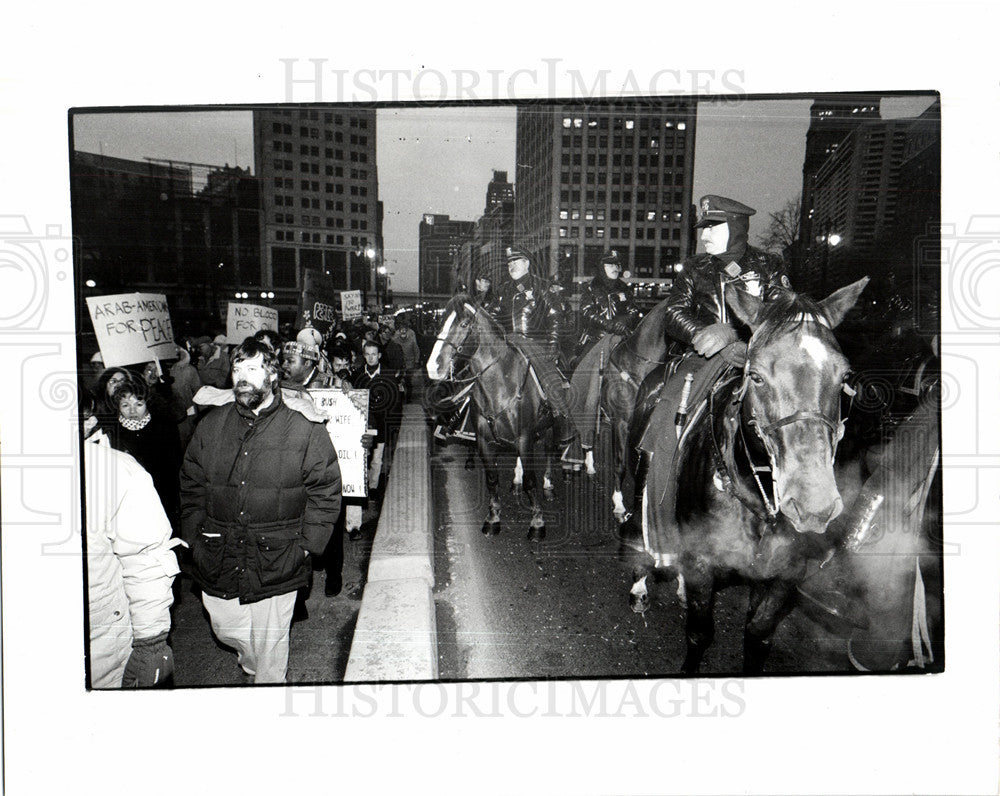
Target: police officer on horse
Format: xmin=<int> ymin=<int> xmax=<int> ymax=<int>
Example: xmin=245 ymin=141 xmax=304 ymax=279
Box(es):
xmin=488 ymin=246 xmax=582 ymax=461
xmin=664 ymin=195 xmax=790 ymax=362
xmin=578 ymin=250 xmax=640 ymax=353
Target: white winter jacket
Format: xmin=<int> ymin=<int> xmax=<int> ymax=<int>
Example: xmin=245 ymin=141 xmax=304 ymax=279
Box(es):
xmin=85 ymin=441 xmax=179 ymax=688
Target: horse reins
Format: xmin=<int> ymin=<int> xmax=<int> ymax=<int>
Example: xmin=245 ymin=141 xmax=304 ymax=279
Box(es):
xmin=718 ymin=313 xmax=856 ymax=519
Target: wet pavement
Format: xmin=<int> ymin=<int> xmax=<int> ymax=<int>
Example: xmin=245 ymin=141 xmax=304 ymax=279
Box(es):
xmin=168 ymin=499 xmax=380 ymax=688
xmin=431 ymin=431 xmax=859 ymax=681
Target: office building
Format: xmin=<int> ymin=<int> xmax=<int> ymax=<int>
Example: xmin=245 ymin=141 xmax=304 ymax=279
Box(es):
xmin=252 ymin=107 xmax=379 ymax=315
xmin=513 ymin=99 xmax=697 ymax=301
xmin=418 ymin=214 xmax=475 ymax=295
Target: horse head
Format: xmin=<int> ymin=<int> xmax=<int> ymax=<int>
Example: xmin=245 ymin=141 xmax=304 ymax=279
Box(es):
xmin=727 ymin=277 xmax=869 ymax=534
xmin=426 ymin=294 xmax=481 ymax=381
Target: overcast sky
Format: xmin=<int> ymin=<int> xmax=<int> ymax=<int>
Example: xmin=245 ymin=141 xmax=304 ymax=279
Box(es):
xmin=72 ymin=95 xmax=935 ymax=293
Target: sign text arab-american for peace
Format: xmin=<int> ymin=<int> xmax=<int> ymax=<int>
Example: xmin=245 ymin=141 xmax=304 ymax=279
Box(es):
xmin=86 ymin=293 xmax=176 ymax=367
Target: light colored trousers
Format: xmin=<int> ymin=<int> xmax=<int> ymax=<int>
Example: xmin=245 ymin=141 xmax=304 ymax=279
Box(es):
xmin=202 ymin=591 xmax=297 ymax=684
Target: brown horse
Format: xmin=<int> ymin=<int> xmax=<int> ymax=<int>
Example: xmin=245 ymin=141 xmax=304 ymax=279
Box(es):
xmin=426 ymin=295 xmax=557 ymax=540
xmin=639 ymin=278 xmax=869 ymax=673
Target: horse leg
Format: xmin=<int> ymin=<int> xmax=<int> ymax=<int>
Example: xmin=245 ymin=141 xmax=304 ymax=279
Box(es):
xmin=611 ymin=418 xmax=631 ymax=523
xmin=743 ymin=579 xmax=796 ymax=674
xmin=680 ymin=559 xmax=715 ymax=675
xmin=511 ymin=456 xmax=523 ymax=495
xmin=478 ymin=430 xmax=502 ymax=536
xmin=521 ymin=434 xmax=547 ymax=542
xmin=629 ymin=561 xmax=655 ymax=613
xmin=542 ymin=442 xmax=556 ymax=502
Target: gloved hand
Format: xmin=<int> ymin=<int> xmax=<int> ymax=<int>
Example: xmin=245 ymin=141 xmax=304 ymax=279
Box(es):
xmin=611 ymin=320 xmax=630 ymax=336
xmin=719 ymin=341 xmax=749 ymax=368
xmin=692 ymin=323 xmax=738 ymax=358
xmin=122 ymin=631 xmax=173 ymax=687
xmin=360 ymin=432 xmax=375 ymax=451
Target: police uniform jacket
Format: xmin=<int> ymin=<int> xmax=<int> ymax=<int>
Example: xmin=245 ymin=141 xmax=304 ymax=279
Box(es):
xmin=180 ymin=390 xmax=341 ymax=604
xmin=580 ymin=275 xmax=640 ymax=335
xmin=663 ymin=246 xmax=788 ymax=348
xmin=488 ymin=273 xmax=564 ymax=356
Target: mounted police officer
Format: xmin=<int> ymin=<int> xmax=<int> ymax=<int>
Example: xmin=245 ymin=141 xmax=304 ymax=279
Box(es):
xmin=472 ymin=266 xmax=495 ymax=309
xmin=664 ymin=194 xmax=790 ymax=362
xmin=490 ymin=246 xmax=582 ymax=460
xmin=578 ymin=250 xmax=640 ymax=351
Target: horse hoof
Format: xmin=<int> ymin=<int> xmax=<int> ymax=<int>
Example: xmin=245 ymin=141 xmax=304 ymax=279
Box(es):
xmin=510 ymin=484 xmax=522 ymax=496
xmin=629 ymin=594 xmax=649 ymax=614
xmin=527 ymin=525 xmax=546 ymax=542
xmin=481 ymin=521 xmax=500 ymax=536
xmin=543 ymin=487 xmax=556 ymax=502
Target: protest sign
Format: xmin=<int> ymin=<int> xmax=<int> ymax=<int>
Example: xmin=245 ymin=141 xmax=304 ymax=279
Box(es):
xmin=310 ymin=388 xmax=370 ymax=497
xmin=341 ymin=290 xmax=363 ymax=321
xmin=226 ymin=302 xmax=278 ymax=344
xmin=85 ymin=292 xmax=175 ymax=367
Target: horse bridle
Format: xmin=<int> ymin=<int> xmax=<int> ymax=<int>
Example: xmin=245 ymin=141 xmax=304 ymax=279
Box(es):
xmin=730 ymin=314 xmax=856 ymax=516
xmin=434 ymin=303 xmax=503 ymax=380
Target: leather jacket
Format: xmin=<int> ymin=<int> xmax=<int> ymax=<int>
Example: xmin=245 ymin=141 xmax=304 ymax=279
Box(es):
xmin=663 ymin=246 xmax=788 ymax=347
xmin=488 ymin=273 xmax=564 ymax=356
xmin=580 ymin=275 xmax=640 ymax=337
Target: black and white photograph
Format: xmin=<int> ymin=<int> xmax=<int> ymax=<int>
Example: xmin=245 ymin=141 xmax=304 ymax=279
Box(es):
xmin=2 ymin=5 xmax=998 ymax=794
xmin=69 ymin=93 xmax=943 ymax=687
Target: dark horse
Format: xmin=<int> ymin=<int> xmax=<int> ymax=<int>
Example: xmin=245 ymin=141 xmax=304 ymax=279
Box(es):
xmin=641 ymin=278 xmax=869 ymax=674
xmin=426 ymin=295 xmax=556 ymax=540
xmin=573 ymin=298 xmax=673 ymax=520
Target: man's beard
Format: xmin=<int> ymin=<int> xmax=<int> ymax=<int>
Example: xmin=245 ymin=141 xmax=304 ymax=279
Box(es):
xmin=234 ymin=380 xmax=270 ymax=409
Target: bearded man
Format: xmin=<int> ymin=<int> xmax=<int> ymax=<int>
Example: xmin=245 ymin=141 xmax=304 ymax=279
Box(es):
xmin=180 ymin=337 xmax=341 ymax=684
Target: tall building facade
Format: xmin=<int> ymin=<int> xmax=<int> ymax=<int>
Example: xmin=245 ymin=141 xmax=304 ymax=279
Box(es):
xmin=418 ymin=214 xmax=475 ymax=295
xmin=71 ymin=151 xmax=260 ymax=335
xmin=798 ymin=109 xmax=935 ymax=297
xmin=252 ymin=107 xmax=379 ymax=316
xmin=513 ymin=99 xmax=697 ymax=299
xmin=798 ymin=95 xmax=882 ymax=277
xmin=485 ymin=169 xmax=515 ymax=212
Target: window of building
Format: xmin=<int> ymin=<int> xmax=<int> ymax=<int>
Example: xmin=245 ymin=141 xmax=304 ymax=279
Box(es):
xmin=677 ymin=122 xmax=686 ymax=131
xmin=571 ymin=209 xmax=580 ymax=220
xmin=559 ymin=227 xmax=568 ymax=237
xmin=570 ymin=227 xmax=579 ymax=238
xmin=596 ymin=227 xmax=605 ymax=238
xmin=272 ymin=122 xmax=282 ymax=134
xmin=585 ymin=210 xmax=594 ymax=220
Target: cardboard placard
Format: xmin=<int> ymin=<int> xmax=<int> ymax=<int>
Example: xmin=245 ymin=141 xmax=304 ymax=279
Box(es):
xmin=226 ymin=302 xmax=278 ymax=344
xmin=341 ymin=289 xmax=363 ymax=321
xmin=85 ymin=292 xmax=175 ymax=367
xmin=310 ymin=388 xmax=370 ymax=498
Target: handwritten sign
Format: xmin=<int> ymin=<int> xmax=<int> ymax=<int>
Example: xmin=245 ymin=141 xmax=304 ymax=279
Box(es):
xmin=226 ymin=302 xmax=278 ymax=344
xmin=341 ymin=290 xmax=363 ymax=321
xmin=312 ymin=301 xmax=338 ymax=326
xmin=310 ymin=388 xmax=370 ymax=497
xmin=85 ymin=292 xmax=175 ymax=367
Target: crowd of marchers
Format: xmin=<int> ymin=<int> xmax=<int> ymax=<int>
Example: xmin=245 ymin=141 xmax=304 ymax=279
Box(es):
xmin=80 ymin=313 xmax=421 ymax=687
xmin=81 ymin=192 xmax=795 ymax=687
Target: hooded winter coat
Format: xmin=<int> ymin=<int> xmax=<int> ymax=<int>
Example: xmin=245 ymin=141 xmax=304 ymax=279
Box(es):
xmin=85 ymin=441 xmax=179 ymax=688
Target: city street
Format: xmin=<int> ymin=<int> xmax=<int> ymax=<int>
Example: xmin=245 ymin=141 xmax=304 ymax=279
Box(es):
xmin=430 ymin=430 xmax=853 ymax=681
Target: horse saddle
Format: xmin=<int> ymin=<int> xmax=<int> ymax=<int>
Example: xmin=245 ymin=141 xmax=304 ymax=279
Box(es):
xmin=637 ymin=352 xmax=736 ymax=559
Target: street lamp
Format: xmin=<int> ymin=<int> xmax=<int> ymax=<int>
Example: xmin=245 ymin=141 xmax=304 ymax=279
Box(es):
xmin=820 ymin=223 xmax=841 ymax=296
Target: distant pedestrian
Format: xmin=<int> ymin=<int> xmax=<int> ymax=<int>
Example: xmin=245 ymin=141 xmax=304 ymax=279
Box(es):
xmin=193 ymin=335 xmax=229 ymax=388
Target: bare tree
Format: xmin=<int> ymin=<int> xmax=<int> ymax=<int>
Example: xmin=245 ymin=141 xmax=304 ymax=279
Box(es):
xmin=757 ymin=194 xmax=801 ymax=256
